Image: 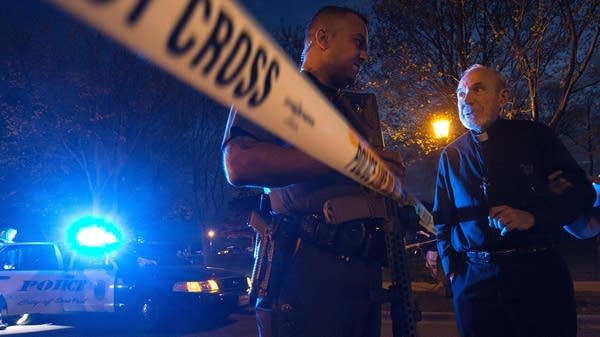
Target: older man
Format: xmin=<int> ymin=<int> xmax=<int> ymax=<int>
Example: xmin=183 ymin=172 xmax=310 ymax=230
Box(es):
xmin=433 ymin=64 xmax=595 ymax=337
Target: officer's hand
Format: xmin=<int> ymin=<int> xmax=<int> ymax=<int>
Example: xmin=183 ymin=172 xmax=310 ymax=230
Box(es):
xmin=416 ymin=230 xmax=432 ymax=238
xmin=548 ymin=170 xmax=573 ymax=196
xmin=488 ymin=205 xmax=535 ymax=236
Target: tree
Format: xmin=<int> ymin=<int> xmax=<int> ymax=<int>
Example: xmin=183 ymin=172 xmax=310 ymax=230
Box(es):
xmin=367 ymin=0 xmax=483 ymax=162
xmin=0 ymin=2 xmax=236 ymax=233
xmin=272 ymin=23 xmax=305 ymax=66
xmin=187 ymin=98 xmax=234 ymax=223
xmin=482 ymin=0 xmax=600 ymax=126
xmin=369 ymin=0 xmax=600 ymax=161
xmin=552 ymin=54 xmax=600 ymax=175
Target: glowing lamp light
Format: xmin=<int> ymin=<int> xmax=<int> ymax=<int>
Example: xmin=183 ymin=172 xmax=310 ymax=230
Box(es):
xmin=432 ymin=119 xmax=450 ymax=140
xmin=206 ymin=229 xmax=216 ymax=252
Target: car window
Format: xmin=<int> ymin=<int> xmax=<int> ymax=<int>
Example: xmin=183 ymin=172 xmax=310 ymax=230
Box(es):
xmin=137 ymin=249 xmax=189 ymax=266
xmin=120 ymin=243 xmax=201 ymax=267
xmin=69 ymin=253 xmax=115 ymax=270
xmin=0 ymin=245 xmax=59 ymax=270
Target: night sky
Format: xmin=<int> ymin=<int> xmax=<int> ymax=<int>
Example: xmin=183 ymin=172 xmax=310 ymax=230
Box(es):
xmin=239 ymin=0 xmax=366 ymax=31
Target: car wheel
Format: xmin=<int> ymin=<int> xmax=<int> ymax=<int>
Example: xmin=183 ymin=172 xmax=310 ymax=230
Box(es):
xmin=135 ymin=293 xmax=162 ymax=331
xmin=0 ymin=309 xmax=7 ymax=330
xmin=0 ymin=295 xmax=6 ymax=327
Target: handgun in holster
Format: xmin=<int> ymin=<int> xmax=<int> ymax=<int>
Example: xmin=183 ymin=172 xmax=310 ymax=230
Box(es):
xmin=248 ymin=194 xmax=297 ymax=310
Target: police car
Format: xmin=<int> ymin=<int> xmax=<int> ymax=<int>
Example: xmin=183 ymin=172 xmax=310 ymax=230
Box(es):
xmin=0 ymin=226 xmax=250 ymax=330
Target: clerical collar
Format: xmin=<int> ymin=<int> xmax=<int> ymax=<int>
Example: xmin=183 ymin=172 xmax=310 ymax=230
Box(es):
xmin=470 ymin=129 xmax=489 ymax=144
xmin=470 ymin=118 xmax=507 ymax=143
xmin=475 ymin=132 xmax=489 ymax=142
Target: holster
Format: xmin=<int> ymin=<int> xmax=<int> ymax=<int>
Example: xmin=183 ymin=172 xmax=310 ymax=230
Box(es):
xmin=322 ymin=195 xmax=388 ymax=224
xmin=248 ymin=209 xmax=298 ymax=310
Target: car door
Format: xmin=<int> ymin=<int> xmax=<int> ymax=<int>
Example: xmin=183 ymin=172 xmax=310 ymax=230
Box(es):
xmin=62 ymin=252 xmax=116 ymax=312
xmin=0 ymin=243 xmax=64 ymax=316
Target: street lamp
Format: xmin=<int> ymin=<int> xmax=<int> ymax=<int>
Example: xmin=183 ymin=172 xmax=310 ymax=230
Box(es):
xmin=207 ymin=229 xmax=215 ymax=251
xmin=432 ymin=118 xmax=450 ymax=142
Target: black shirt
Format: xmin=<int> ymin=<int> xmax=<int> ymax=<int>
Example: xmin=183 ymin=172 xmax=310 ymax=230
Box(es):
xmin=433 ymin=118 xmax=595 ymax=276
xmin=222 ymin=71 xmax=383 ymax=214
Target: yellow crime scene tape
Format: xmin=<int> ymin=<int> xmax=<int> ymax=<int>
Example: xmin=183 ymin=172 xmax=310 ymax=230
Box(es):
xmin=47 ymin=0 xmax=433 ymax=231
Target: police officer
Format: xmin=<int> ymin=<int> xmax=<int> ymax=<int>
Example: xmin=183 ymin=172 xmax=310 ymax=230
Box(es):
xmin=0 ymin=227 xmax=12 ymax=330
xmin=0 ymin=228 xmax=17 ymax=244
xmin=222 ymin=6 xmax=405 ymax=337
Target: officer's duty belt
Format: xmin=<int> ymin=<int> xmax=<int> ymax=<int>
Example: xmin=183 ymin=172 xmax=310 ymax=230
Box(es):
xmin=465 ymin=244 xmax=554 ymax=264
xmin=287 ymin=213 xmax=387 ymax=263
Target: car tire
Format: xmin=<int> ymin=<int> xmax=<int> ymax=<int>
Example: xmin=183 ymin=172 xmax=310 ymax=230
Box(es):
xmin=0 ymin=297 xmax=8 ymax=329
xmin=0 ymin=312 xmax=7 ymax=330
xmin=134 ymin=293 xmax=162 ymax=331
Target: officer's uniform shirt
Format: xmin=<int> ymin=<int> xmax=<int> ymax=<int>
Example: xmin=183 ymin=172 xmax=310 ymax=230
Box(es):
xmin=222 ymin=71 xmax=383 ymax=215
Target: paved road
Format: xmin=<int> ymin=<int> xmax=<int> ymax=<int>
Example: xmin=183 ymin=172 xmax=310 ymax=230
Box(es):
xmin=0 ymin=313 xmax=458 ymax=337
xmin=1 ymin=311 xmax=599 ymax=337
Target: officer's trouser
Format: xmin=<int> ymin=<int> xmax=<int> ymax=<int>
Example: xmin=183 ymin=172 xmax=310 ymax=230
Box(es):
xmin=255 ymin=242 xmax=382 ymax=337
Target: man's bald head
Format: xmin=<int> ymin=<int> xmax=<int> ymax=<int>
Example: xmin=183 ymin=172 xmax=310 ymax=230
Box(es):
xmin=301 ymin=6 xmax=368 ymax=63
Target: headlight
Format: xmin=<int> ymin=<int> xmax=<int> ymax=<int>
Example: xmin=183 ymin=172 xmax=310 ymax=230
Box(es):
xmin=172 ymin=280 xmax=219 ymax=293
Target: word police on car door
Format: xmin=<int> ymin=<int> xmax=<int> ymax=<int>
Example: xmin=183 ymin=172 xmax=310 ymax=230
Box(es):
xmin=0 ymin=242 xmax=115 ymax=316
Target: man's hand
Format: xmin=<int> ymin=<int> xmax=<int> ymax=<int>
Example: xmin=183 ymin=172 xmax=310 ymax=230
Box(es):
xmin=416 ymin=230 xmax=432 ymax=238
xmin=488 ymin=205 xmax=535 ymax=236
xmin=548 ymin=170 xmax=573 ymax=196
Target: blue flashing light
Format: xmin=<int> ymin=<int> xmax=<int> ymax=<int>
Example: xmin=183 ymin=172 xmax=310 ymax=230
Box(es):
xmin=593 ymin=181 xmax=599 ymax=207
xmin=65 ymin=215 xmax=124 ymax=256
xmin=76 ymin=225 xmax=118 ymax=247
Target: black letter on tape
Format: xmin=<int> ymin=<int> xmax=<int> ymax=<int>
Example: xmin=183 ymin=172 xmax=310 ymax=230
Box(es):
xmin=248 ymin=60 xmax=279 ymax=107
xmin=191 ymin=10 xmax=233 ymax=75
xmin=215 ymin=31 xmax=252 ymax=86
xmin=234 ymin=47 xmax=265 ymax=97
xmin=127 ymin=0 xmax=153 ymax=26
xmin=168 ymin=0 xmax=211 ymax=55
